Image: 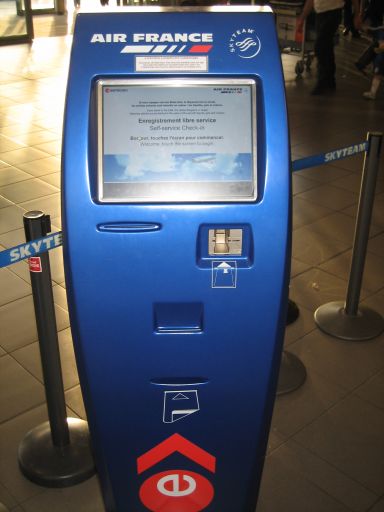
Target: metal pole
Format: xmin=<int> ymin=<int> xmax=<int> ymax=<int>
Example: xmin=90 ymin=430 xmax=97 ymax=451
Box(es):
xmin=314 ymin=132 xmax=384 ymax=341
xmin=18 ymin=211 xmax=95 ymax=487
xmin=345 ymin=132 xmax=382 ymax=316
xmin=23 ymin=211 xmax=70 ymax=447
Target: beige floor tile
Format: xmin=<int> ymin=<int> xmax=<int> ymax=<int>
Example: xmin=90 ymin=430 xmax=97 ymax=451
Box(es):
xmin=0 ymin=405 xmax=51 ymax=502
xmin=296 ymin=183 xmax=358 ymax=211
xmin=290 ymin=257 xmax=311 ymax=278
xmin=260 ymin=440 xmax=377 ymax=512
xmin=354 ymin=369 xmax=384 ymax=411
xmin=33 ymin=141 xmax=61 ymax=156
xmin=293 ymin=197 xmax=333 ymax=229
xmin=11 ymin=130 xmax=59 ymax=147
xmin=0 ymin=161 xmax=10 ymax=170
xmin=19 ymin=476 xmax=104 ymax=512
xmin=294 ymin=395 xmax=384 ymax=495
xmin=0 ymin=269 xmax=30 ymax=306
xmin=271 ymin=368 xmax=347 ymax=438
xmin=297 ymin=162 xmax=359 ymax=182
xmin=12 ymin=328 xmax=79 ymax=391
xmin=0 ymin=294 xmax=69 ymax=352
xmin=293 ymin=226 xmax=350 ymax=266
xmin=368 ymin=232 xmax=384 ymax=258
xmin=52 ymin=284 xmax=68 ymax=311
xmin=38 ymin=172 xmax=60 ymax=188
xmin=0 ymin=124 xmax=43 ymax=137
xmin=0 ymin=196 xmax=12 ymax=208
xmin=292 ymin=174 xmax=318 ymax=195
xmin=0 ymin=136 xmax=25 ymax=153
xmin=0 ymin=148 xmax=50 ymax=166
xmin=343 ymin=193 xmax=384 ymax=230
xmin=332 ymin=172 xmax=384 ymax=195
xmin=17 ymin=156 xmax=61 ymax=177
xmin=305 ymin=211 xmax=381 ymax=246
xmin=65 ymin=385 xmax=86 ymax=420
xmin=289 ymin=328 xmax=384 ymax=391
xmin=369 ymin=497 xmax=384 ymax=512
xmin=0 ymin=166 xmax=33 ymax=187
xmin=0 ymin=481 xmax=17 ymax=509
xmin=257 ymin=446 xmax=353 ymax=512
xmin=290 ymin=268 xmax=351 ymax=310
xmin=19 ymin=194 xmax=61 ymax=219
xmin=0 ymin=179 xmax=58 ymax=204
xmin=320 ymin=249 xmax=384 ymax=294
xmin=284 ymin=305 xmax=316 ymax=346
xmin=0 ymin=356 xmax=45 ymax=423
xmin=361 ymin=292 xmax=384 ymax=316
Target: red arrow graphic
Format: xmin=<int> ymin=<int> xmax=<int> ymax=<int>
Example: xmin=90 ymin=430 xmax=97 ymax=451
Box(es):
xmin=137 ymin=434 xmax=216 ymax=475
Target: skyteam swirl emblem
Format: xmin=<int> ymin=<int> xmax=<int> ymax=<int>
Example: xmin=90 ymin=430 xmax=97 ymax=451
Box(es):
xmin=229 ymin=28 xmax=261 ymax=59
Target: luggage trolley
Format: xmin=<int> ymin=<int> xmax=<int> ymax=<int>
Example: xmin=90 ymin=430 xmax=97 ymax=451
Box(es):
xmin=271 ymin=0 xmax=315 ymax=75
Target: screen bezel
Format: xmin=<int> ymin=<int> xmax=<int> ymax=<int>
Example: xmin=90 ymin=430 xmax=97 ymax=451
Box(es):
xmin=96 ymin=78 xmax=257 ymax=203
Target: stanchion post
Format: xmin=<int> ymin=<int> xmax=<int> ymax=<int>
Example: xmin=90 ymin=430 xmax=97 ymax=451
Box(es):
xmin=23 ymin=211 xmax=70 ymax=448
xmin=18 ymin=210 xmax=95 ymax=488
xmin=345 ymin=132 xmax=382 ymax=316
xmin=314 ymin=132 xmax=384 ymax=341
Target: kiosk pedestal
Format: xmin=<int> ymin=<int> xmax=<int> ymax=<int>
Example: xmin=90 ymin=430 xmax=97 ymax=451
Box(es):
xmin=63 ymin=7 xmax=291 ymax=512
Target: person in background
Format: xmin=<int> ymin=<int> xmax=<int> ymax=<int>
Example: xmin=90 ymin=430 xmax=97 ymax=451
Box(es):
xmin=355 ymin=0 xmax=384 ymax=74
xmin=298 ymin=0 xmax=362 ymax=95
xmin=343 ymin=0 xmax=360 ymax=36
xmin=363 ymin=27 xmax=384 ymax=99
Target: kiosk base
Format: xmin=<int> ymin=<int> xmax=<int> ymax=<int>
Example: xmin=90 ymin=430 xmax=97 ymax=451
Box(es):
xmin=18 ymin=418 xmax=95 ymax=488
xmin=277 ymin=351 xmax=307 ymax=395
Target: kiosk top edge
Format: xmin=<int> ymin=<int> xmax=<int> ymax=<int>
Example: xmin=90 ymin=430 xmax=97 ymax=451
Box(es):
xmin=76 ymin=5 xmax=273 ymax=14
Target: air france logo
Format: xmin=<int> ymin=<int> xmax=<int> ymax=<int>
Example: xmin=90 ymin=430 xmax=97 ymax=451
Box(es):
xmin=90 ymin=33 xmax=213 ymax=55
xmin=229 ymin=28 xmax=261 ymax=59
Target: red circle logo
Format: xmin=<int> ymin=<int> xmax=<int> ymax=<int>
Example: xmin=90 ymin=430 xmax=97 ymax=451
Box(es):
xmin=139 ymin=469 xmax=214 ymax=512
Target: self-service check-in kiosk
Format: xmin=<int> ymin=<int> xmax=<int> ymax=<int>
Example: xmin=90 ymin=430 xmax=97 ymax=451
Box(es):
xmin=63 ymin=6 xmax=291 ymax=512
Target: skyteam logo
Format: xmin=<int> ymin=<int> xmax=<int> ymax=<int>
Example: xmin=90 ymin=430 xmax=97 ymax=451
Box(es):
xmin=229 ymin=28 xmax=261 ymax=59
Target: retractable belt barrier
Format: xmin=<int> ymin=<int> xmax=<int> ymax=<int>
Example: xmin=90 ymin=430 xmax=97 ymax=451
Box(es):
xmin=0 ymin=139 xmax=370 ymax=270
xmin=291 ymin=140 xmax=369 ymax=172
xmin=0 ymin=231 xmax=62 ymax=269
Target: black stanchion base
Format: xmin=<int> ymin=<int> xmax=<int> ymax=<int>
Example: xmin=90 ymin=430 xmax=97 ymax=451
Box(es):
xmin=18 ymin=418 xmax=96 ymax=488
xmin=277 ymin=351 xmax=307 ymax=396
xmin=287 ymin=299 xmax=300 ymax=325
xmin=315 ymin=301 xmax=384 ymax=341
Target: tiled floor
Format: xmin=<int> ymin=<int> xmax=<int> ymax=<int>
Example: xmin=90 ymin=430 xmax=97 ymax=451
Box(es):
xmin=0 ymin=9 xmax=384 ymax=512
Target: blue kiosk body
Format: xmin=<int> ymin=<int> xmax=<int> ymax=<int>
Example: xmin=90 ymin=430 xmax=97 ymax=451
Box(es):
xmin=62 ymin=7 xmax=291 ymax=512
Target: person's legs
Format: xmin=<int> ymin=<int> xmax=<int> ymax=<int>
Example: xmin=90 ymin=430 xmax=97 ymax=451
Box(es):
xmin=313 ymin=8 xmax=342 ymax=94
xmin=363 ymin=75 xmax=382 ymax=99
xmin=343 ymin=0 xmax=353 ymax=34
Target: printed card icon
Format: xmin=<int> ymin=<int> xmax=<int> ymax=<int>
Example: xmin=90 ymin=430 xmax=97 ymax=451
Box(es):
xmin=212 ymin=261 xmax=237 ymax=288
xmin=163 ymin=390 xmax=200 ymax=423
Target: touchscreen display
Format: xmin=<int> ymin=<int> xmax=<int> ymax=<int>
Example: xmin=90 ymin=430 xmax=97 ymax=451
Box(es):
xmin=97 ymin=79 xmax=257 ymax=202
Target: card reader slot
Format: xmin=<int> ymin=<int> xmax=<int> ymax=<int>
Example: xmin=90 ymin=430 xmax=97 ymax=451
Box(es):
xmin=97 ymin=222 xmax=161 ymax=233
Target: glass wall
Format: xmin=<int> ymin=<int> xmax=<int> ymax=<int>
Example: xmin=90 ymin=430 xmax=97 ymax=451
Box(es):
xmin=0 ymin=0 xmax=33 ymax=45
